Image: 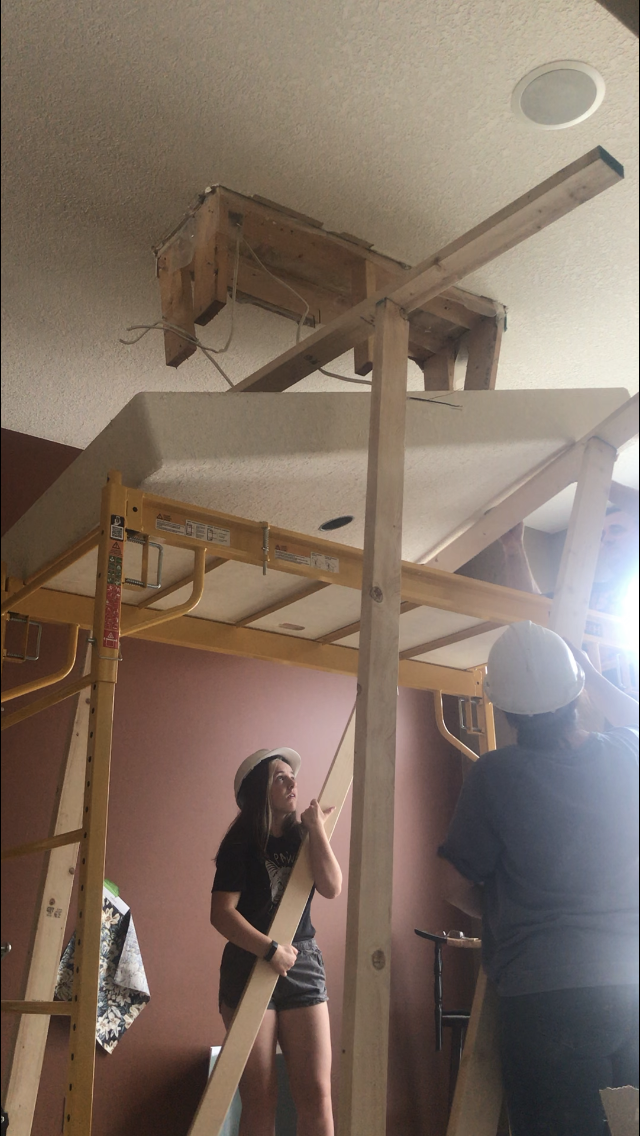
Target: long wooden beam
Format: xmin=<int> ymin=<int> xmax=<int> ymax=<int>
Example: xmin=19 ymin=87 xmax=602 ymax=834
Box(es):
xmin=3 ymin=653 xmax=89 ymax=1136
xmin=1 ymin=829 xmax=83 ymax=862
xmin=446 ymin=972 xmax=503 ymax=1136
xmin=338 ymin=300 xmax=409 ymax=1136
xmin=423 ymin=393 xmax=638 ymax=572
xmin=188 ymin=711 xmax=356 ymax=1136
xmin=1 ymin=675 xmax=92 ymax=732
xmin=549 ymin=437 xmax=617 ymax=644
xmin=1 ymin=1002 xmax=72 ymax=1017
xmin=232 ymin=149 xmax=623 ymax=392
xmin=4 ymin=587 xmax=481 ymax=698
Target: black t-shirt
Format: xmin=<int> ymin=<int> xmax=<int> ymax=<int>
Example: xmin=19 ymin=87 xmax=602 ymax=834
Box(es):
xmin=212 ymin=824 xmax=315 ymax=941
xmin=439 ymin=728 xmax=639 ymax=996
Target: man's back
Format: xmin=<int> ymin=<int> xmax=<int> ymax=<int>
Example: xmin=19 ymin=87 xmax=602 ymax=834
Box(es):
xmin=441 ymin=727 xmax=639 ymax=996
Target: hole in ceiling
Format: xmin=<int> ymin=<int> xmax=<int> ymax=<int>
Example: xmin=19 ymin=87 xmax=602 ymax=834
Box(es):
xmin=279 ymin=622 xmax=306 ymax=631
xmin=319 ymin=515 xmax=354 ymax=531
xmin=511 ymin=61 xmax=605 ymax=129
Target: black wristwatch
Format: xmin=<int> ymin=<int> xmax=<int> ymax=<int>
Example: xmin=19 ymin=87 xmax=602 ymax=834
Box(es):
xmin=263 ymin=940 xmax=279 ymax=962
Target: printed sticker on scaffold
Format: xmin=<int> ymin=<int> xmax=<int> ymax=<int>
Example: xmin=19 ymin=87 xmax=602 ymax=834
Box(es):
xmin=102 ymin=538 xmax=123 ymax=650
xmin=155 ymin=512 xmax=231 ymax=546
xmin=185 ymin=519 xmax=231 ymax=546
xmin=155 ymin=513 xmax=186 ymax=536
xmin=274 ymin=545 xmax=339 ymax=573
xmin=110 ymin=514 xmax=125 ymax=541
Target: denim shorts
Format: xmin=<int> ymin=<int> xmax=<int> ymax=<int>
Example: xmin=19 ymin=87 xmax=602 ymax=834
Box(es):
xmin=219 ymin=938 xmax=328 ymax=1013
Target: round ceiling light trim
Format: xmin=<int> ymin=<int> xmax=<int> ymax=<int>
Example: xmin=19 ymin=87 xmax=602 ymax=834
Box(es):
xmin=511 ymin=61 xmax=605 ymax=130
xmin=319 ymin=515 xmax=354 ymax=532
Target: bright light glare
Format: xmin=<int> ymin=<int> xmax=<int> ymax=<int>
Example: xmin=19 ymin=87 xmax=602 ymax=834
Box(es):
xmin=622 ymin=575 xmax=639 ymax=651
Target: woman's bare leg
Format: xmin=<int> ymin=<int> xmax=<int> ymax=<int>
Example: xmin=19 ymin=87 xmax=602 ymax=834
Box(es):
xmin=221 ymin=1002 xmax=278 ymax=1136
xmin=277 ymin=1002 xmax=334 ymax=1136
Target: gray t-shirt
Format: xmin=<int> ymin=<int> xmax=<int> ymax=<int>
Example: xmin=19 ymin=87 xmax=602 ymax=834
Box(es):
xmin=439 ymin=728 xmax=639 ymax=996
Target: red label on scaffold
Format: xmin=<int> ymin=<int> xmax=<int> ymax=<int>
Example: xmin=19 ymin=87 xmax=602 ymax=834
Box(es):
xmin=102 ymin=538 xmax=123 ymax=650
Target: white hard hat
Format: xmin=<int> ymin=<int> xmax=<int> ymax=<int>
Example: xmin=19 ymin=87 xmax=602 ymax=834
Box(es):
xmin=234 ymin=747 xmax=301 ymax=804
xmin=485 ymin=622 xmax=585 ymax=716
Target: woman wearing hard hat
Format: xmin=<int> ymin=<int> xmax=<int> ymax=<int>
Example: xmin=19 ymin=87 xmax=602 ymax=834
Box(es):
xmin=210 ymin=748 xmax=341 ymax=1136
xmin=439 ymin=622 xmax=638 ymax=1136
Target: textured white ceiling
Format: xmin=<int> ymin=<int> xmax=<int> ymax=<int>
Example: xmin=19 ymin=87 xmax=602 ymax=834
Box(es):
xmin=1 ymin=0 xmax=638 ymax=454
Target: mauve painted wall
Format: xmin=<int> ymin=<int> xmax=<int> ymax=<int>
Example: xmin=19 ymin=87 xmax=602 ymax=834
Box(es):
xmin=1 ymin=428 xmax=475 ymax=1136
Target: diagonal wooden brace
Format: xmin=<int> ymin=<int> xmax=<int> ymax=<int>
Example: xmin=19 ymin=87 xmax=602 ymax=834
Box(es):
xmin=446 ymin=971 xmax=503 ymax=1136
xmin=188 ymin=709 xmax=356 ymax=1136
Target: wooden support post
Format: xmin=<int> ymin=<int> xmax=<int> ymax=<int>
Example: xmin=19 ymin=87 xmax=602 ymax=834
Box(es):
xmin=3 ymin=648 xmax=91 ymax=1136
xmin=158 ymin=258 xmax=197 ymax=368
xmin=549 ymin=436 xmax=617 ymax=644
xmin=188 ymin=711 xmax=356 ymax=1136
xmin=193 ymin=192 xmax=230 ymax=326
xmin=337 ymin=299 xmax=409 ymax=1136
xmin=463 ymin=314 xmax=504 ymax=391
xmin=446 ymin=971 xmax=503 ymax=1136
xmin=63 ymin=473 xmax=127 ymax=1136
xmin=424 ymin=394 xmax=637 ymax=572
xmin=422 ymin=344 xmax=456 ymax=391
xmin=352 ymin=259 xmax=377 ymax=375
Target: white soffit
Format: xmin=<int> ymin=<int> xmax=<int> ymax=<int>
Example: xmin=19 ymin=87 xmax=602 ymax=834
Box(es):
xmin=1 ymin=387 xmax=629 ymax=580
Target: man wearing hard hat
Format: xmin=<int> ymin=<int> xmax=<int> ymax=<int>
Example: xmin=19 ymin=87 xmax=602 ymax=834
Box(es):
xmin=439 ymin=621 xmax=639 ymax=1136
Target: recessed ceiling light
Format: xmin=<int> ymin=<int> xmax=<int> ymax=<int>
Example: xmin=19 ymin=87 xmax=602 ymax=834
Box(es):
xmin=512 ymin=61 xmax=605 ymax=130
xmin=279 ymin=622 xmax=306 ymax=631
xmin=319 ymin=515 xmax=354 ymax=532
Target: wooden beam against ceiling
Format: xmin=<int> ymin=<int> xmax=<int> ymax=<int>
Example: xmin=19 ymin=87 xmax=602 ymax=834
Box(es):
xmin=193 ymin=193 xmax=230 ymax=325
xmin=399 ymin=620 xmax=503 ymax=660
xmin=232 ymin=148 xmax=623 ymax=392
xmin=593 ymin=0 xmax=638 ymax=35
xmin=464 ymin=313 xmax=505 ymax=391
xmin=422 ymin=393 xmax=638 ymax=572
xmin=422 ymin=344 xmax=456 ymax=391
xmin=158 ymin=254 xmax=197 ymax=369
xmin=352 ymin=259 xmax=377 ymax=376
xmin=338 ymin=299 xmax=410 ymax=1136
xmin=9 ymin=586 xmax=481 ymax=698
